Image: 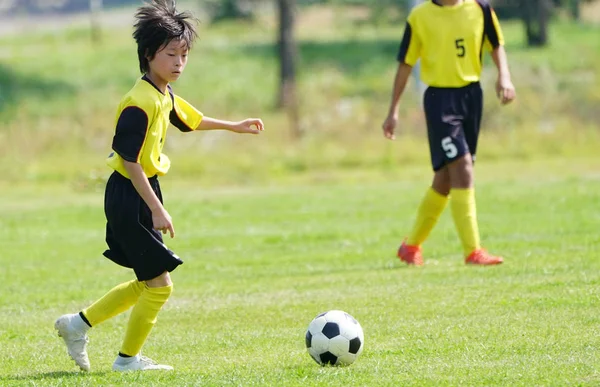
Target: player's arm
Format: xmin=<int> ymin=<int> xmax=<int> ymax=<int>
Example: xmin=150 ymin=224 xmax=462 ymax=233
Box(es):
xmin=483 ymin=4 xmax=516 ymax=105
xmin=383 ymin=19 xmax=420 ymax=140
xmin=385 ymin=64 xmax=413 ymax=123
xmin=168 ymin=91 xmax=264 ymax=134
xmin=112 ymin=106 xmax=174 ymax=237
xmin=197 ymin=116 xmax=264 ymax=134
xmin=123 ymin=161 xmax=174 ymax=238
xmin=491 ymin=45 xmax=515 ymax=105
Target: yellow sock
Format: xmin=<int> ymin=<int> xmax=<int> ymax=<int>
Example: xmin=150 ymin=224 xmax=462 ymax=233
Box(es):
xmin=82 ymin=280 xmax=144 ymax=327
xmin=449 ymin=188 xmax=481 ymax=256
xmin=406 ymin=187 xmax=449 ymax=246
xmin=120 ymin=284 xmax=172 ymax=357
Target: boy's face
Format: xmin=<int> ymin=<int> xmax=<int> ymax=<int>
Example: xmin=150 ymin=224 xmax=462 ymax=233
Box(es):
xmin=148 ymin=39 xmax=189 ymax=83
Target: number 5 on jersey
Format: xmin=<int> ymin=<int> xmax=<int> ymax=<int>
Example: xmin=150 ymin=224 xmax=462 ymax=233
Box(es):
xmin=442 ymin=137 xmax=458 ymax=158
xmin=455 ymin=38 xmax=465 ymax=57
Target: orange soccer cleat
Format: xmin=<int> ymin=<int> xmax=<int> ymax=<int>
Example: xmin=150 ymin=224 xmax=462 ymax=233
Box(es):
xmin=397 ymin=241 xmax=424 ymax=266
xmin=465 ymin=249 xmax=504 ymax=265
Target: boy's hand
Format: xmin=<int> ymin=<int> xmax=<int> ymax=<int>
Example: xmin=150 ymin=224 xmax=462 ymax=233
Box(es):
xmin=152 ymin=207 xmax=175 ymax=238
xmin=382 ymin=114 xmax=398 ymax=140
xmin=496 ymin=75 xmax=516 ymax=105
xmin=232 ymin=118 xmax=265 ymax=134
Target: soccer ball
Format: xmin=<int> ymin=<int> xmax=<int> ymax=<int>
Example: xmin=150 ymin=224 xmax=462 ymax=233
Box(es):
xmin=305 ymin=310 xmax=364 ymax=366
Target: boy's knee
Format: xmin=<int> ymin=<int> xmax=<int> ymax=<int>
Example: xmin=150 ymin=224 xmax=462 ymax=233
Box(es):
xmin=145 ymin=271 xmax=172 ymax=288
xmin=448 ymin=154 xmax=474 ymax=188
xmin=432 ymin=168 xmax=451 ymax=196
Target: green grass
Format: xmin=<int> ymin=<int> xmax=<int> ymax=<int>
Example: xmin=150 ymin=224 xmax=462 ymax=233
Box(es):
xmin=1 ymin=158 xmax=599 ymax=386
xmin=1 ymin=8 xmax=599 ymax=385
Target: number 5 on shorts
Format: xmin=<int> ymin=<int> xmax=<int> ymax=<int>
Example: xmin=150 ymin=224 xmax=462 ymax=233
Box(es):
xmin=441 ymin=137 xmax=458 ymax=158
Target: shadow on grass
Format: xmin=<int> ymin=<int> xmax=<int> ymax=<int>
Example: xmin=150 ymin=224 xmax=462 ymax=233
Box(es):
xmin=241 ymin=38 xmax=401 ymax=74
xmin=0 ymin=370 xmax=109 ymax=381
xmin=240 ymin=38 xmax=539 ymax=74
xmin=0 ymin=63 xmax=74 ymax=114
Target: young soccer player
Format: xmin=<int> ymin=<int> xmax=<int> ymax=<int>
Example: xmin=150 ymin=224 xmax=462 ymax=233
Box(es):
xmin=382 ymin=0 xmax=516 ymax=266
xmin=55 ymin=0 xmax=264 ymax=371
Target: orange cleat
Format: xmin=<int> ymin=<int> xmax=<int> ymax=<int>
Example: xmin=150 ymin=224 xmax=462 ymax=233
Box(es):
xmin=465 ymin=249 xmax=504 ymax=265
xmin=397 ymin=241 xmax=424 ymax=266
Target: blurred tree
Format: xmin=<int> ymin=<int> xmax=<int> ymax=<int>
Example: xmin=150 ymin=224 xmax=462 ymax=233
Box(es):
xmin=277 ymin=0 xmax=300 ymax=137
xmin=569 ymin=0 xmax=580 ymax=20
xmin=521 ymin=0 xmax=552 ymax=46
xmin=490 ymin=0 xmax=521 ymax=19
xmin=204 ymin=0 xmax=255 ymax=22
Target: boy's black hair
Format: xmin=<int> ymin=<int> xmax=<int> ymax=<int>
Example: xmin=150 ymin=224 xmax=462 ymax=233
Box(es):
xmin=133 ymin=0 xmax=198 ymax=74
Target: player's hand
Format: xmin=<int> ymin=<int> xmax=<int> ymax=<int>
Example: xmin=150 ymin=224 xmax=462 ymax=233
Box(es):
xmin=382 ymin=114 xmax=398 ymax=140
xmin=232 ymin=118 xmax=265 ymax=134
xmin=496 ymin=75 xmax=516 ymax=105
xmin=152 ymin=207 xmax=175 ymax=238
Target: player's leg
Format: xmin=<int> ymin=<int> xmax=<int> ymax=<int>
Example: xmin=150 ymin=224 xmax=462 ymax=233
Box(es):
xmin=448 ymin=146 xmax=504 ymax=264
xmin=55 ymin=175 xmax=147 ymax=372
xmin=446 ymin=153 xmax=480 ymax=254
xmin=113 ymin=271 xmax=174 ymax=371
xmin=112 ymin=176 xmax=179 ymax=371
xmin=447 ymin=84 xmax=502 ymax=265
xmin=55 ymin=277 xmax=145 ymax=372
xmin=397 ymin=88 xmax=451 ymax=265
xmin=431 ymin=166 xmax=451 ymax=197
xmin=61 ymin=178 xmax=148 ymax=329
xmin=407 ymin=167 xmax=451 ymax=246
xmin=81 ymin=280 xmax=146 ymax=326
xmin=80 ymin=224 xmax=146 ymax=327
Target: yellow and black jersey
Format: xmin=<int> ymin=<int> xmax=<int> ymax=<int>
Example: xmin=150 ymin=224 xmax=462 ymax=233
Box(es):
xmin=107 ymin=75 xmax=204 ymax=178
xmin=397 ymin=0 xmax=505 ymax=88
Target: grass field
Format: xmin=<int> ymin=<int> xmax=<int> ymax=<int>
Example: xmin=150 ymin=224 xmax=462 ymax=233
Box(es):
xmin=0 ymin=158 xmax=599 ymax=386
xmin=1 ymin=3 xmax=600 ymax=386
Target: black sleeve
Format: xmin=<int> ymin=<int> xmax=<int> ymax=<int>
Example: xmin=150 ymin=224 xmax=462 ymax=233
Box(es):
xmin=112 ymin=106 xmax=149 ymax=162
xmin=477 ymin=0 xmax=501 ymax=48
xmin=168 ymin=89 xmax=194 ymax=132
xmin=396 ymin=22 xmax=413 ymax=63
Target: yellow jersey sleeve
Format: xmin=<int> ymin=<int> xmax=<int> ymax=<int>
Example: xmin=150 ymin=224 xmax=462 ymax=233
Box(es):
xmin=169 ymin=93 xmax=204 ymax=132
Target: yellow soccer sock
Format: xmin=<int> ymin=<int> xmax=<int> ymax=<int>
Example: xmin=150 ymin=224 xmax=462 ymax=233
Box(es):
xmin=82 ymin=280 xmax=145 ymax=327
xmin=449 ymin=188 xmax=481 ymax=256
xmin=406 ymin=187 xmax=449 ymax=246
xmin=120 ymin=284 xmax=173 ymax=357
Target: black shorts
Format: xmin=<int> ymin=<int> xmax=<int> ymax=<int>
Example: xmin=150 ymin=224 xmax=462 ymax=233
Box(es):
xmin=102 ymin=171 xmax=183 ymax=281
xmin=423 ymin=82 xmax=483 ymax=171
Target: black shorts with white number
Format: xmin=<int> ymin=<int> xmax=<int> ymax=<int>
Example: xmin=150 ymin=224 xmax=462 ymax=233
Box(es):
xmin=424 ymin=82 xmax=483 ymax=171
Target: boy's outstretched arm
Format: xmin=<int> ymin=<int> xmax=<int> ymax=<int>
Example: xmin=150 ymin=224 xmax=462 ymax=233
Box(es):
xmin=491 ymin=45 xmax=516 ymax=105
xmin=382 ymin=63 xmax=413 ymax=140
xmin=196 ymin=117 xmax=265 ymax=134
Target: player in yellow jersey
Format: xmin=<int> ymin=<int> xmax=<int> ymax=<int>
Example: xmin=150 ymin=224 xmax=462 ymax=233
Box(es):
xmin=382 ymin=0 xmax=515 ymax=266
xmin=55 ymin=0 xmax=264 ymax=371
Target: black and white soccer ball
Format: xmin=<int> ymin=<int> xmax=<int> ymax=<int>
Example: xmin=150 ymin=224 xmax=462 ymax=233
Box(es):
xmin=305 ymin=310 xmax=364 ymax=366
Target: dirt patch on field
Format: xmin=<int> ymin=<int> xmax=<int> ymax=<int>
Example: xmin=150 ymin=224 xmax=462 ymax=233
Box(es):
xmin=582 ymin=0 xmax=600 ymax=23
